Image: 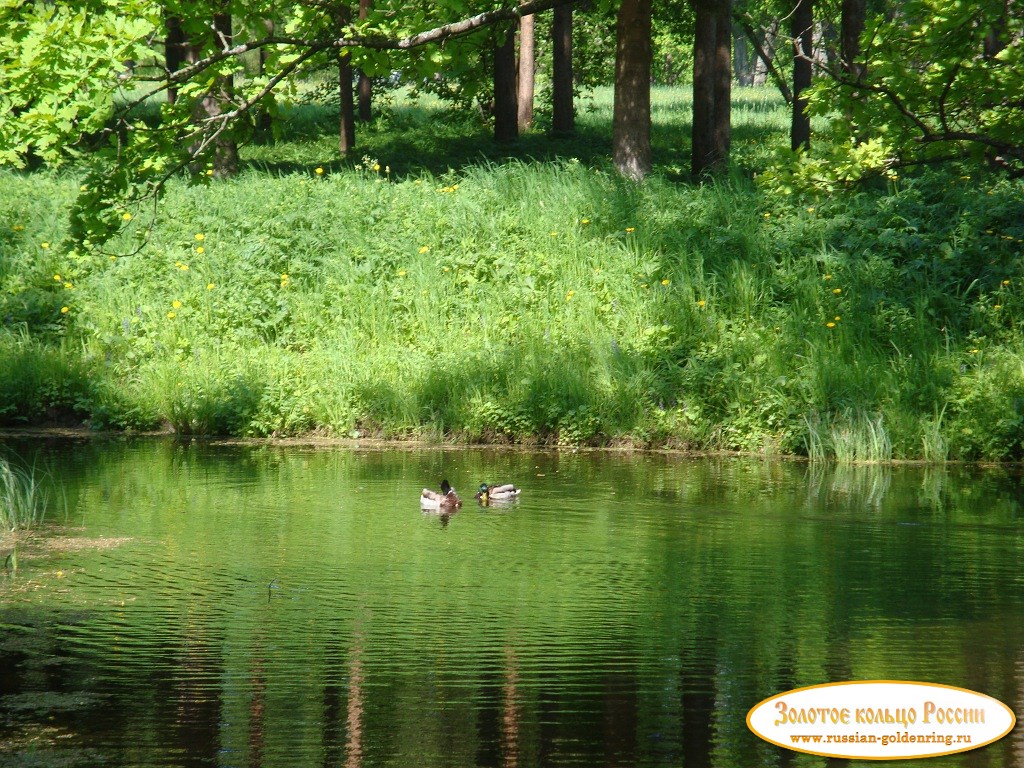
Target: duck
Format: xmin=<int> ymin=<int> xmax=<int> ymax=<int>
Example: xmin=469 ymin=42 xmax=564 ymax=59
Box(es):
xmin=420 ymin=479 xmax=462 ymax=511
xmin=475 ymin=483 xmax=521 ymax=505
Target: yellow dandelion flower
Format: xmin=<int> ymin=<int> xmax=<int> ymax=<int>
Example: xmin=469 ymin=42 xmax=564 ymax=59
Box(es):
xmin=60 ymin=306 xmax=69 ymax=314
xmin=834 ymin=315 xmax=841 ymax=321
xmin=418 ymin=246 xmax=430 ymax=254
xmin=826 ymin=322 xmax=836 ymax=328
xmin=397 ymin=269 xmax=407 ymax=277
xmin=994 ymin=304 xmax=1002 ymax=310
xmin=172 ymin=300 xmax=182 ymax=309
xmin=697 ymin=300 xmax=706 ymax=308
xmin=206 ymin=283 xmax=215 ymax=290
xmin=763 ymin=213 xmax=771 ymax=218
xmin=661 ymin=279 xmax=671 ymax=286
xmin=179 ymin=263 xmax=190 ymax=271
xmin=205 ymin=169 xmax=214 ymax=176
xmin=167 ymin=311 xmax=176 ymax=319
xmin=969 ymin=348 xmax=979 ymax=354
xmin=41 ymin=242 xmax=50 ymax=249
xmin=565 ymin=289 xmax=576 ymax=301
xmin=625 ymin=227 xmax=636 ymax=233
xmin=823 ymin=274 xmax=833 ymax=280
xmin=581 ymin=218 xmax=590 ymax=225
xmin=12 ymin=225 xmax=24 ymax=231
xmin=315 ymin=167 xmax=324 ymax=175
xmin=832 ymin=288 xmax=842 ymax=295
xmin=372 ymin=163 xmax=381 ymax=172
xmin=807 ymin=207 xmax=815 ymax=213
xmin=1002 ymin=279 xmax=1011 ymax=286
xmin=63 ymin=282 xmax=73 ymax=289
xmin=53 ymin=274 xmax=61 ymax=281
xmin=194 ymin=233 xmax=205 ymax=241
xmin=122 ymin=212 xmax=132 ymax=222
xmin=195 ymin=247 xmax=205 ymax=255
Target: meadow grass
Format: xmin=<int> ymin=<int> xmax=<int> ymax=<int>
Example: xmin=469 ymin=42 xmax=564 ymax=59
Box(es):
xmin=1 ymin=86 xmax=1023 ymax=461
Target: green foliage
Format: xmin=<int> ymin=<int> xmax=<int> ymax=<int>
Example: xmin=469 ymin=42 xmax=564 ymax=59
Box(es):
xmin=793 ymin=0 xmax=1024 ymax=186
xmin=0 ymin=331 xmax=93 ymax=425
xmin=0 ymin=1 xmax=157 ymax=167
xmin=947 ymin=348 xmax=1024 ymax=461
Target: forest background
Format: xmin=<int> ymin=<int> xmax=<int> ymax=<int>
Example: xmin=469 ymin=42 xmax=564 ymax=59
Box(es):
xmin=0 ymin=0 xmax=1022 ymax=463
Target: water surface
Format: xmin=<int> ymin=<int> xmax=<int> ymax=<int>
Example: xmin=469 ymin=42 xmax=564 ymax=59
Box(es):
xmin=1 ymin=439 xmax=1022 ymax=767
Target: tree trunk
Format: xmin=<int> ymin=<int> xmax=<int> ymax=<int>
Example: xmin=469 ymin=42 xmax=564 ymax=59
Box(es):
xmin=357 ymin=74 xmax=372 ymax=122
xmin=733 ymin=25 xmax=751 ymax=86
xmin=713 ymin=3 xmax=732 ymax=168
xmin=691 ymin=0 xmax=730 ymax=176
xmin=984 ymin=0 xmax=1009 ymax=58
xmin=551 ymin=3 xmax=574 ymax=136
xmin=256 ymin=17 xmax=274 ymax=137
xmin=212 ymin=11 xmax=238 ymax=176
xmin=494 ymin=24 xmax=519 ymax=143
xmin=517 ymin=14 xmax=536 ymax=131
xmin=741 ymin=19 xmax=791 ymax=102
xmin=751 ymin=20 xmax=779 ymax=88
xmin=791 ymin=0 xmax=814 ymax=151
xmin=358 ymin=0 xmax=373 ymax=121
xmin=165 ymin=13 xmax=185 ymax=104
xmin=338 ymin=52 xmax=356 ymax=154
xmin=191 ymin=10 xmax=238 ymax=177
xmin=612 ymin=0 xmax=652 ymax=180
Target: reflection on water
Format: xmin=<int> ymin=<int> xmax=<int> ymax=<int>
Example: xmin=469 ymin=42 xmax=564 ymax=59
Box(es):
xmin=0 ymin=438 xmax=1023 ymax=767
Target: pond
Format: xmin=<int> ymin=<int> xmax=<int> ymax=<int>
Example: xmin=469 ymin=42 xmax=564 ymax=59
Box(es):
xmin=1 ymin=438 xmax=1022 ymax=767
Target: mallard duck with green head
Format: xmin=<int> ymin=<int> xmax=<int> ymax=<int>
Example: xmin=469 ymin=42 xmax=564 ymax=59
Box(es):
xmin=475 ymin=483 xmax=521 ymax=505
xmin=420 ymin=479 xmax=462 ymax=511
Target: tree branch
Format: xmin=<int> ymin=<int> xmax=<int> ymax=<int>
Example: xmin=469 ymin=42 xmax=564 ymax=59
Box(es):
xmin=737 ymin=16 xmax=792 ymax=104
xmin=383 ymin=0 xmax=573 ymax=49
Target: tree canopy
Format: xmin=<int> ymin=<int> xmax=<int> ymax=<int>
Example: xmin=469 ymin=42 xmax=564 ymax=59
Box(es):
xmin=2 ymin=0 xmax=1022 ymax=241
xmin=1 ymin=0 xmax=574 ymax=244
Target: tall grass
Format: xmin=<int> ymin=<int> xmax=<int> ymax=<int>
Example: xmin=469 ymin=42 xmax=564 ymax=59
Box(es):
xmin=0 ymin=456 xmax=58 ymax=531
xmin=1 ymin=87 xmax=1023 ymax=460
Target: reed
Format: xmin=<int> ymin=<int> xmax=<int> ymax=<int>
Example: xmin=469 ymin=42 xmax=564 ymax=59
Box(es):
xmin=0 ymin=456 xmax=59 ymax=531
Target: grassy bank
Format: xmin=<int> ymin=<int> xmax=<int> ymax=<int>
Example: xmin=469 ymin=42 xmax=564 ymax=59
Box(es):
xmin=2 ymin=87 xmax=1023 ymax=461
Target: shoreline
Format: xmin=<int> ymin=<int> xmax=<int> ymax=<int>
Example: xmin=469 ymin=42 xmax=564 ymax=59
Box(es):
xmin=1 ymin=425 xmax=1014 ymax=467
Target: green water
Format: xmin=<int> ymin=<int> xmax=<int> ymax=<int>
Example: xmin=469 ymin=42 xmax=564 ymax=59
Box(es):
xmin=1 ymin=439 xmax=1022 ymax=767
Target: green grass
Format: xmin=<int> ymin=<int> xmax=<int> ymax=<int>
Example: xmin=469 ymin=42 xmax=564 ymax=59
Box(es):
xmin=0 ymin=456 xmax=59 ymax=531
xmin=1 ymin=86 xmax=1024 ymax=461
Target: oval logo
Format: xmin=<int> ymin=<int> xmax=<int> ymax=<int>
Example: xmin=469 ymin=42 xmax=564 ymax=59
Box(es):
xmin=747 ymin=680 xmax=1015 ymax=760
